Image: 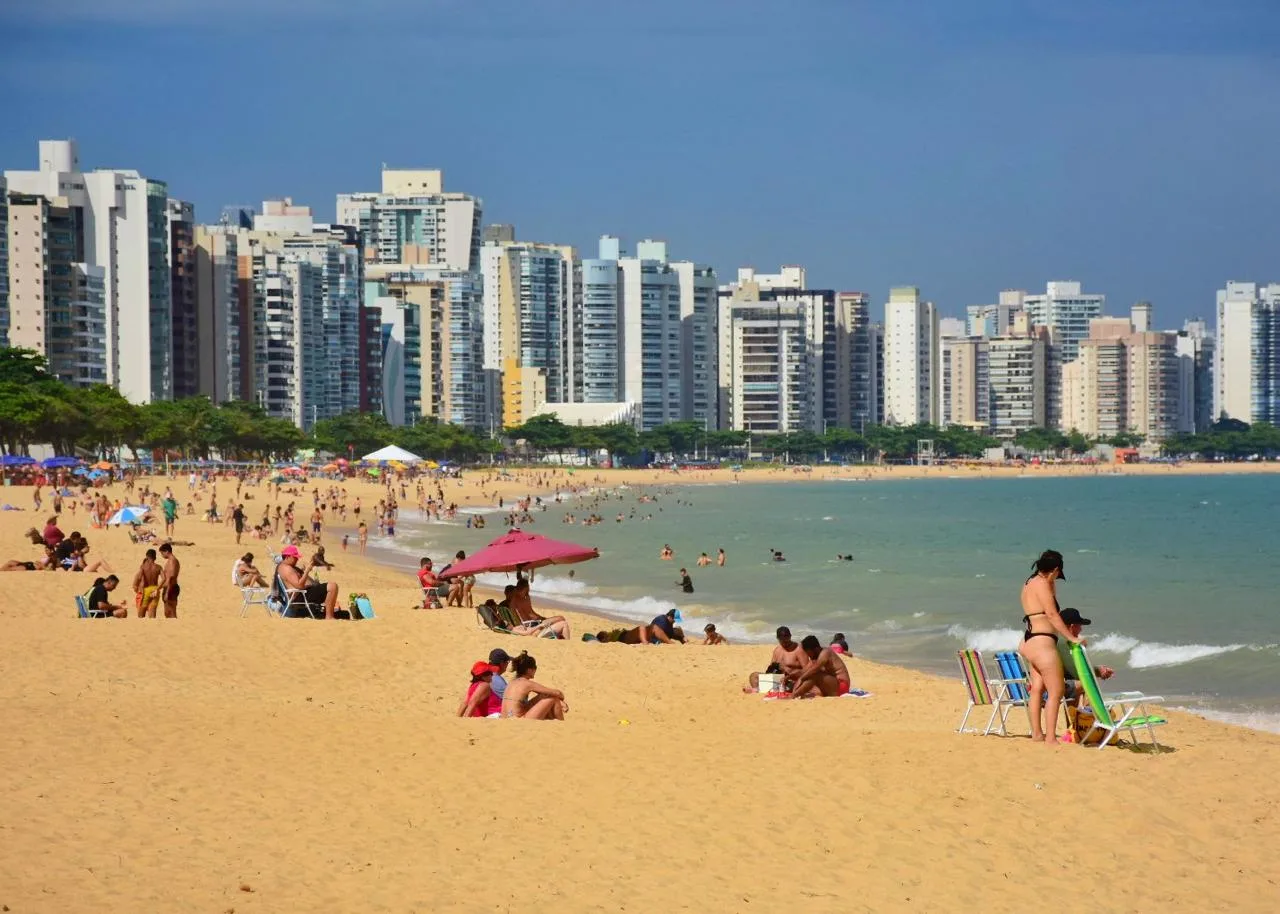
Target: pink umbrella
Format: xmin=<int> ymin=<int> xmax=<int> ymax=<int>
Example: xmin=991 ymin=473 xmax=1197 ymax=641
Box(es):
xmin=438 ymin=530 xmax=599 ymax=579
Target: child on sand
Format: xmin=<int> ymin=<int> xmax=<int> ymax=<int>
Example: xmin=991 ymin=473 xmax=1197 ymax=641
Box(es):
xmin=702 ymin=623 xmax=727 ymax=645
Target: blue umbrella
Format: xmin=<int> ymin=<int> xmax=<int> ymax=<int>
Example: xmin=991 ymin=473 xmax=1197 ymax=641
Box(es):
xmin=86 ymin=470 xmax=106 ymax=481
xmin=41 ymin=456 xmax=81 ymax=469
xmin=0 ymin=454 xmax=36 ymax=467
xmin=107 ymin=506 xmax=149 ymax=525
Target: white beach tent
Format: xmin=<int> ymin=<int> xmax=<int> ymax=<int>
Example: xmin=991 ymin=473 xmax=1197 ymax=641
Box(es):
xmin=361 ymin=444 xmax=424 ymax=465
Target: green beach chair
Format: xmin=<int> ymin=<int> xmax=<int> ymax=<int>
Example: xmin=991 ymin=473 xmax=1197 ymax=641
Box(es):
xmin=1070 ymin=643 xmax=1167 ymax=750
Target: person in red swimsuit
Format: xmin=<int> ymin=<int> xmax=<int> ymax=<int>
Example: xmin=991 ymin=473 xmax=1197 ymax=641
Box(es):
xmin=785 ymin=635 xmax=852 ymax=698
xmin=457 ymin=661 xmax=503 ymax=718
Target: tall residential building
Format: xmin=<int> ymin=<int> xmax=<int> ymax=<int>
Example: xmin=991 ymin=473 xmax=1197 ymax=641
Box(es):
xmin=834 ymin=292 xmax=879 ymax=429
xmin=987 ymin=332 xmax=1048 ymax=439
xmin=966 ymin=290 xmax=1025 ymax=338
xmin=941 ymin=338 xmax=988 ymax=429
xmin=1073 ymin=318 xmax=1182 ymax=442
xmin=580 ymin=237 xmax=716 ymax=430
xmin=1176 ymin=319 xmax=1215 ymax=433
xmin=480 ymin=238 xmax=580 ymax=426
xmin=367 ymin=265 xmax=485 ymax=428
xmin=718 ymin=286 xmax=832 ymax=435
xmin=1131 ymin=301 xmax=1153 ymax=333
xmin=203 ymin=214 xmax=368 ymax=427
xmin=337 ymin=168 xmax=482 ymax=272
xmin=883 ymin=286 xmax=938 ymax=425
xmin=5 ymin=140 xmax=172 ymax=401
xmin=0 ymin=177 xmax=8 ymax=345
xmin=1024 ymin=281 xmax=1105 ymax=364
xmin=1215 ymin=281 xmax=1280 ymax=424
xmin=5 ymin=192 xmax=107 ymax=386
xmin=167 ymin=199 xmax=198 ymax=399
xmin=193 ymin=226 xmax=241 ymax=402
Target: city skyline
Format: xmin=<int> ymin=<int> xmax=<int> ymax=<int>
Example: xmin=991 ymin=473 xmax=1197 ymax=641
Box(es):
xmin=5 ymin=1 xmax=1280 ymax=325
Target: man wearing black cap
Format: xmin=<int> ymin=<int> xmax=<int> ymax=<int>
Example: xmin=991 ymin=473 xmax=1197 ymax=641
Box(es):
xmin=488 ymin=648 xmax=512 ymax=700
xmin=1056 ymin=608 xmax=1115 ymax=704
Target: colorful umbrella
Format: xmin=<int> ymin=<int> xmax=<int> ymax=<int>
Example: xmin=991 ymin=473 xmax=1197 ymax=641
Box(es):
xmin=107 ymin=506 xmax=149 ymax=525
xmin=92 ymin=460 xmax=113 ymax=470
xmin=438 ymin=530 xmax=599 ymax=579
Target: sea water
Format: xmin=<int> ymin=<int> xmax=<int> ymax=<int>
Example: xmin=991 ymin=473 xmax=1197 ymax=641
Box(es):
xmin=377 ymin=473 xmax=1280 ymax=732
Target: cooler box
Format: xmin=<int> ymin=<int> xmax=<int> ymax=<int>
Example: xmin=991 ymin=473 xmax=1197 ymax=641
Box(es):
xmin=758 ymin=673 xmax=784 ymax=693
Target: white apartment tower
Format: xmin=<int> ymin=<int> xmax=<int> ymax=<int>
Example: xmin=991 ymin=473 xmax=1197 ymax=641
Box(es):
xmin=1216 ymin=281 xmax=1280 ymax=424
xmin=883 ymin=286 xmax=938 ymax=425
xmin=1024 ymin=281 xmax=1105 ymax=363
xmin=835 ymin=292 xmax=879 ymax=429
xmin=5 ymin=140 xmax=171 ymax=402
xmin=0 ymin=177 xmax=8 ymax=345
xmin=580 ymin=236 xmax=716 ymax=431
xmin=337 ymin=168 xmax=482 ymax=272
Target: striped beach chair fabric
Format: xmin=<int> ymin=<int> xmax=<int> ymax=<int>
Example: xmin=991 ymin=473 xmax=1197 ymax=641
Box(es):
xmin=957 ymin=649 xmax=1031 ymax=736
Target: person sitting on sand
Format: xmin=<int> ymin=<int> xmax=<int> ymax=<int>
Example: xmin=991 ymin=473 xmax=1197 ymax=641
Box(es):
xmin=702 ymin=623 xmax=727 ymax=645
xmin=501 ymin=653 xmax=567 ymax=720
xmin=42 ymin=516 xmax=65 ymax=547
xmin=86 ymin=574 xmax=128 ymax=618
xmin=745 ymin=626 xmax=809 ymax=692
xmin=830 ymin=633 xmax=851 ymax=655
xmin=457 ymin=660 xmax=504 ymax=718
xmin=311 ymin=545 xmax=334 ymax=570
xmin=509 ymin=579 xmax=570 ymax=637
xmin=276 ymin=544 xmax=340 ymax=619
xmin=783 ymin=635 xmax=852 ymax=698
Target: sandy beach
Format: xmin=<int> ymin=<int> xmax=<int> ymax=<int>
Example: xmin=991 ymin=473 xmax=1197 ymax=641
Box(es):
xmin=1 ymin=468 xmax=1279 ymax=913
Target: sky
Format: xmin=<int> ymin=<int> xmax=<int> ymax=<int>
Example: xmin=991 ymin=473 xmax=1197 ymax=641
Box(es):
xmin=4 ymin=0 xmax=1280 ymax=327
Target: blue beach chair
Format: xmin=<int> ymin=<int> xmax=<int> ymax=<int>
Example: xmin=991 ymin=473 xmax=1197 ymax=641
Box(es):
xmin=75 ymin=593 xmax=107 ymax=619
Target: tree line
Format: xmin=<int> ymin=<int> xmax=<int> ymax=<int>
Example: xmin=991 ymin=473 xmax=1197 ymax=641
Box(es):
xmin=4 ymin=347 xmax=1277 ymax=463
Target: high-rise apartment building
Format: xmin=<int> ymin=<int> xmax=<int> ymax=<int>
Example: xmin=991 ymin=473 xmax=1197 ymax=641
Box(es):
xmin=1024 ymin=281 xmax=1105 ymax=364
xmin=941 ymin=338 xmax=988 ymax=429
xmin=1175 ymin=319 xmax=1214 ymax=433
xmin=579 ymin=237 xmax=716 ymax=431
xmin=1131 ymin=301 xmax=1153 ymax=333
xmin=883 ymin=286 xmax=938 ymax=425
xmin=5 ymin=192 xmax=107 ymax=386
xmin=1071 ymin=318 xmax=1182 ymax=442
xmin=167 ymin=199 xmax=198 ymax=399
xmin=835 ymin=292 xmax=879 ymax=429
xmin=987 ymin=333 xmax=1048 ymax=439
xmin=337 ymin=168 xmax=482 ymax=272
xmin=192 ymin=226 xmax=241 ymax=402
xmin=718 ymin=291 xmax=830 ymax=434
xmin=367 ymin=265 xmax=485 ymax=429
xmin=260 ymin=251 xmax=325 ymax=429
xmin=966 ymin=290 xmax=1025 ymax=339
xmin=1215 ymin=281 xmax=1280 ymax=424
xmin=5 ymin=140 xmax=172 ymax=402
xmin=481 ymin=238 xmax=580 ymax=426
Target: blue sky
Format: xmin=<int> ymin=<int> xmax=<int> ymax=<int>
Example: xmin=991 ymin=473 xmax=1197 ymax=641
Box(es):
xmin=4 ymin=0 xmax=1280 ymax=326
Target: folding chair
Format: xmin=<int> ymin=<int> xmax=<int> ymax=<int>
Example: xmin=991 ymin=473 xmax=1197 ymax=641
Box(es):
xmin=75 ymin=593 xmax=108 ymax=619
xmin=990 ymin=650 xmax=1033 ymax=735
xmin=273 ymin=572 xmax=324 ymax=619
xmin=240 ymin=586 xmax=273 ymax=618
xmin=1071 ymin=643 xmax=1168 ymax=750
xmin=957 ymin=649 xmax=1001 ymax=734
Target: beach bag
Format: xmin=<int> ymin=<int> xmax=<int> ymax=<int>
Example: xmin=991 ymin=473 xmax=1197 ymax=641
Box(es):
xmin=1068 ymin=706 xmax=1107 ymax=746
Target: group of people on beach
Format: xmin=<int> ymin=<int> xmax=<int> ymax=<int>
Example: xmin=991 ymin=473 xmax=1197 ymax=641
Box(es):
xmin=743 ymin=626 xmax=857 ymax=698
xmin=458 ymin=647 xmax=568 ymax=720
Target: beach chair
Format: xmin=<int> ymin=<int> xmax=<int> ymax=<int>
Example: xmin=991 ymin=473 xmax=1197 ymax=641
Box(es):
xmin=75 ymin=593 xmax=107 ymax=619
xmin=476 ymin=603 xmax=558 ymax=639
xmin=957 ymin=649 xmax=1030 ymax=736
xmin=232 ymin=559 xmax=273 ymax=617
xmin=1071 ymin=643 xmax=1168 ymax=750
xmin=272 ymin=571 xmax=323 ymax=619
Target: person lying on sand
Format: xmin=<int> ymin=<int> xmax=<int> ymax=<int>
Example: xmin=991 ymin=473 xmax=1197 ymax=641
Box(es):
xmin=782 ymin=635 xmax=852 ymax=698
xmin=501 ymin=653 xmax=567 ymax=720
xmin=744 ymin=626 xmax=808 ymax=692
xmin=617 ymin=609 xmax=685 ymax=644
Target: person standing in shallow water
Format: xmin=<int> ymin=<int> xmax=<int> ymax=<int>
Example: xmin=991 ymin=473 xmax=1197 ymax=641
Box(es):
xmin=1018 ymin=549 xmax=1083 ymax=745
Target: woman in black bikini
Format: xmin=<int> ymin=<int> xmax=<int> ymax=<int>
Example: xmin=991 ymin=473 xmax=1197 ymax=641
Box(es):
xmin=1018 ymin=550 xmax=1084 ymax=745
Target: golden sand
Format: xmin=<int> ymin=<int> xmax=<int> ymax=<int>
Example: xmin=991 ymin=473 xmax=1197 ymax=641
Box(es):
xmin=1 ymin=469 xmax=1278 ymax=913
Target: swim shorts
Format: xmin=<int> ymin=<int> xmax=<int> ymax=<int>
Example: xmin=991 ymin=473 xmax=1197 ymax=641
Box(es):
xmin=837 ymin=679 xmax=851 ymax=697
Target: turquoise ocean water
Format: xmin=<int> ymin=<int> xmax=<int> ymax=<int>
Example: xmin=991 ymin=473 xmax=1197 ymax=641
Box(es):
xmin=376 ymin=474 xmax=1280 ymax=732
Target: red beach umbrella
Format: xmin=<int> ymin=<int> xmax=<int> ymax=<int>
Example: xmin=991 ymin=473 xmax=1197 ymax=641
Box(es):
xmin=438 ymin=530 xmax=599 ymax=579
